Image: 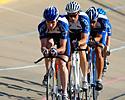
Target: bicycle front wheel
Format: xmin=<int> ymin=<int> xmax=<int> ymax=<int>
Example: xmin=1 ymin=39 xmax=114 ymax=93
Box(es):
xmin=46 ymin=68 xmax=56 ymax=100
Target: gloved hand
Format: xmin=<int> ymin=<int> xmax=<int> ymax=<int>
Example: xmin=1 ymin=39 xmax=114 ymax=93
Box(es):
xmin=50 ymin=48 xmax=58 ymax=57
xmin=106 ymin=46 xmax=110 ymax=56
xmin=88 ymin=41 xmax=96 ymax=47
xmin=41 ymin=47 xmax=49 ymax=56
xmin=72 ymin=40 xmax=79 ymax=49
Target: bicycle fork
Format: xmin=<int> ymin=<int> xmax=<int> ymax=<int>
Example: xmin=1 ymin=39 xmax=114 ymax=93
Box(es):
xmin=72 ymin=51 xmax=80 ymax=93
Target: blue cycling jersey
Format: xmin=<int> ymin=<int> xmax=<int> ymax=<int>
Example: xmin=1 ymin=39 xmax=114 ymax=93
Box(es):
xmin=66 ymin=12 xmax=90 ymax=34
xmin=38 ymin=16 xmax=70 ymax=56
xmin=98 ymin=14 xmax=112 ymax=36
xmin=65 ymin=11 xmax=90 ymax=43
xmin=38 ymin=16 xmax=69 ymax=39
xmin=90 ymin=14 xmax=112 ymax=46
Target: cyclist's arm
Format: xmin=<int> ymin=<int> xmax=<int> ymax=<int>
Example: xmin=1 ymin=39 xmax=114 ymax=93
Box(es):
xmin=79 ymin=15 xmax=90 ymax=46
xmin=40 ymin=38 xmax=48 ymax=50
xmin=106 ymin=35 xmax=111 ymax=46
xmin=57 ymin=17 xmax=69 ymax=54
xmin=94 ymin=33 xmax=102 ymax=42
xmin=106 ymin=21 xmax=112 ymax=47
xmin=38 ymin=21 xmax=48 ymax=50
xmin=57 ymin=39 xmax=67 ymax=54
xmin=78 ymin=33 xmax=88 ymax=46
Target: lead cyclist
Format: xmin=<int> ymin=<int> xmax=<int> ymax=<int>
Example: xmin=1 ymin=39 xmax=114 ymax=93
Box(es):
xmin=38 ymin=6 xmax=70 ymax=100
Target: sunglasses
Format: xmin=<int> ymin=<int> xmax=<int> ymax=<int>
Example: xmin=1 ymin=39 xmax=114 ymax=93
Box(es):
xmin=68 ymin=12 xmax=78 ymax=17
xmin=46 ymin=20 xmax=57 ymax=24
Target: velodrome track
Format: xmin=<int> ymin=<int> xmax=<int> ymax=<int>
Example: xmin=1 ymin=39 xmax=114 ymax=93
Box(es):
xmin=0 ymin=0 xmax=125 ymax=100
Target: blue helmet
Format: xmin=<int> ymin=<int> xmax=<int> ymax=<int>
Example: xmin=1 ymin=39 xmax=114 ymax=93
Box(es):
xmin=97 ymin=8 xmax=106 ymax=15
xmin=43 ymin=6 xmax=59 ymax=21
xmin=86 ymin=6 xmax=99 ymax=21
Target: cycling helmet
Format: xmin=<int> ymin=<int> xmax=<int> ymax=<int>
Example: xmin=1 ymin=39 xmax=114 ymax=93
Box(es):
xmin=65 ymin=1 xmax=80 ymax=13
xmin=86 ymin=6 xmax=99 ymax=21
xmin=43 ymin=6 xmax=59 ymax=21
xmin=97 ymin=8 xmax=106 ymax=15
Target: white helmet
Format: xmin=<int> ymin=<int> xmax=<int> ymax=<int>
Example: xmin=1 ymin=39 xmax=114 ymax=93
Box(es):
xmin=65 ymin=1 xmax=80 ymax=13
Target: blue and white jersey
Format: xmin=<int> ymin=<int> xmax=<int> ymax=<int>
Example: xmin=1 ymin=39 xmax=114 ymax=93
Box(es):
xmin=67 ymin=12 xmax=90 ymax=35
xmin=90 ymin=14 xmax=111 ymax=46
xmin=38 ymin=16 xmax=71 ymax=57
xmin=91 ymin=14 xmax=108 ymax=35
xmin=65 ymin=11 xmax=90 ymax=43
xmin=98 ymin=14 xmax=112 ymax=37
xmin=38 ymin=16 xmax=69 ymax=40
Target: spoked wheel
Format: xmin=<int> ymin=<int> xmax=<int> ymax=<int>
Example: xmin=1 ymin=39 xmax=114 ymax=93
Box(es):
xmin=92 ymin=86 xmax=99 ymax=100
xmin=87 ymin=73 xmax=99 ymax=100
xmin=68 ymin=65 xmax=74 ymax=100
xmin=87 ymin=84 xmax=98 ymax=100
xmin=69 ymin=66 xmax=85 ymax=100
xmin=68 ymin=65 xmax=80 ymax=100
xmin=80 ymin=89 xmax=88 ymax=100
xmin=46 ymin=69 xmax=56 ymax=100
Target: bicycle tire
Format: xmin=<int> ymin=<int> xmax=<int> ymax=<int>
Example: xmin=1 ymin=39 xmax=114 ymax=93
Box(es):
xmin=46 ymin=68 xmax=56 ymax=100
xmin=68 ymin=65 xmax=74 ymax=100
xmin=92 ymin=86 xmax=98 ymax=100
xmin=69 ymin=65 xmax=80 ymax=100
xmin=78 ymin=69 xmax=88 ymax=100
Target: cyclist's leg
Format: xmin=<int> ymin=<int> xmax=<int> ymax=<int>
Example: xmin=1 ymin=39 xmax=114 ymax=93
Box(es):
xmin=79 ymin=44 xmax=88 ymax=89
xmin=103 ymin=46 xmax=108 ymax=72
xmin=96 ymin=32 xmax=106 ymax=82
xmin=95 ymin=43 xmax=104 ymax=91
xmin=58 ymin=55 xmax=69 ymax=96
xmin=41 ymin=38 xmax=55 ymax=85
xmin=103 ymin=35 xmax=111 ymax=72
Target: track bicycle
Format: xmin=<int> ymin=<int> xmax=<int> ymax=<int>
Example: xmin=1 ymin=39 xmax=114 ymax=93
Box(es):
xmin=34 ymin=54 xmax=67 ymax=100
xmin=102 ymin=53 xmax=110 ymax=78
xmin=87 ymin=40 xmax=104 ymax=100
xmin=68 ymin=43 xmax=88 ymax=100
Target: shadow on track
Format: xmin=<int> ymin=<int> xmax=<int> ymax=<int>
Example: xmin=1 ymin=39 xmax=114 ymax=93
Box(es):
xmin=89 ymin=0 xmax=125 ymax=16
xmin=0 ymin=76 xmax=46 ymax=100
xmin=109 ymin=92 xmax=125 ymax=100
xmin=0 ymin=91 xmax=35 ymax=100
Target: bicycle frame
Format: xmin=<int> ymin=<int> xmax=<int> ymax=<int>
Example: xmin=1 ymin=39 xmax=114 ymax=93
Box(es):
xmin=88 ymin=46 xmax=98 ymax=100
xmin=34 ymin=55 xmax=66 ymax=100
xmin=72 ymin=50 xmax=80 ymax=91
xmin=69 ymin=48 xmax=87 ymax=100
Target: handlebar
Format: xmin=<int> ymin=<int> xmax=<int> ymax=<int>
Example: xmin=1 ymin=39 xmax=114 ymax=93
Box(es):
xmin=73 ymin=48 xmax=87 ymax=52
xmin=87 ymin=38 xmax=103 ymax=49
xmin=34 ymin=55 xmax=67 ymax=64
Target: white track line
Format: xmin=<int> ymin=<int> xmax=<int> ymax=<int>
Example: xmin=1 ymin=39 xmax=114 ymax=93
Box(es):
xmin=0 ymin=64 xmax=41 ymax=71
xmin=0 ymin=31 xmax=37 ymax=40
xmin=0 ymin=45 xmax=125 ymax=71
xmin=0 ymin=6 xmax=40 ymax=19
xmin=111 ymin=45 xmax=125 ymax=52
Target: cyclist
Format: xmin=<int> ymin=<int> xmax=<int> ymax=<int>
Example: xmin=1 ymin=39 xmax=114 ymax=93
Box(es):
xmin=65 ymin=1 xmax=90 ymax=89
xmin=97 ymin=8 xmax=112 ymax=72
xmin=38 ymin=6 xmax=70 ymax=99
xmin=86 ymin=6 xmax=109 ymax=91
